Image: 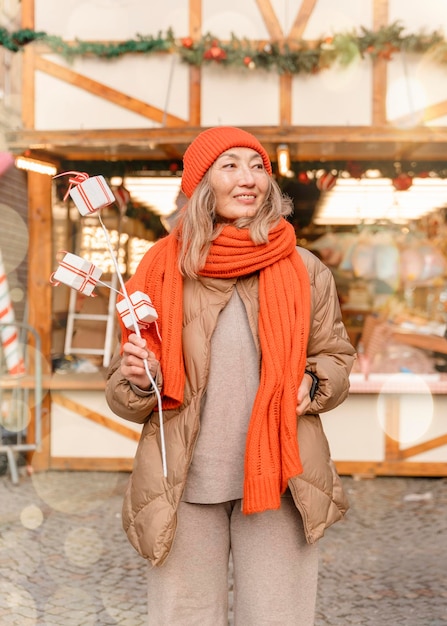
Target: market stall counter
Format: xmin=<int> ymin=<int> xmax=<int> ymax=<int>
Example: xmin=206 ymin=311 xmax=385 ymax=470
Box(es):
xmin=322 ymin=370 xmax=447 ymax=478
xmin=3 ymin=363 xmax=447 ymax=478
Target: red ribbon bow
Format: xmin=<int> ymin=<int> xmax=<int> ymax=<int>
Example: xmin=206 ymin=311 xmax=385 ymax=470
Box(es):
xmin=54 ymin=171 xmax=89 ymax=201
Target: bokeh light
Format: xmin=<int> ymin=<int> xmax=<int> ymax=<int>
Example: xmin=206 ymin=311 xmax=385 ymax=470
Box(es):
xmin=0 ymin=204 xmax=29 ymax=273
xmin=20 ymin=504 xmax=44 ymax=530
xmin=0 ymin=396 xmax=31 ymax=433
xmin=376 ymin=374 xmax=434 ymax=444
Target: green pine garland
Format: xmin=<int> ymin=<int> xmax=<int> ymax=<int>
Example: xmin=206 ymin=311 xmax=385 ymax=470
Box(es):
xmin=0 ymin=22 xmax=446 ymax=74
xmin=42 ymin=30 xmax=173 ymax=60
xmin=0 ymin=27 xmax=46 ymax=51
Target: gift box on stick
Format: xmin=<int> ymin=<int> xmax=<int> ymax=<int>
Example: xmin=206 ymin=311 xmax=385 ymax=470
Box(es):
xmin=116 ymin=291 xmax=158 ymax=330
xmin=51 ymin=252 xmax=103 ymax=297
xmin=69 ymin=175 xmax=115 ymax=216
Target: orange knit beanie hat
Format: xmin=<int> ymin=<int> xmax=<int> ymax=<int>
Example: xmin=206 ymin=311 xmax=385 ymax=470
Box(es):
xmin=181 ymin=126 xmax=272 ymax=198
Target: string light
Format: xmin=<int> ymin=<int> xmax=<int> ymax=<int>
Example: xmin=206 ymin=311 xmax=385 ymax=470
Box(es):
xmin=277 ymin=144 xmax=293 ymax=178
xmin=15 ymin=156 xmax=57 ymax=176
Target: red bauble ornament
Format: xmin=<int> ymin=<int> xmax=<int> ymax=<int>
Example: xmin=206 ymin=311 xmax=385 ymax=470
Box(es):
xmin=392 ymin=173 xmax=413 ymax=191
xmin=204 ymin=43 xmax=227 ymax=61
xmin=346 ymin=161 xmax=363 ymax=179
xmin=379 ymin=44 xmax=397 ymax=61
xmin=113 ymin=185 xmax=131 ymax=215
xmin=181 ymin=37 xmax=194 ymax=49
xmin=316 ymin=171 xmax=338 ymax=191
xmin=297 ymin=171 xmax=310 ymax=184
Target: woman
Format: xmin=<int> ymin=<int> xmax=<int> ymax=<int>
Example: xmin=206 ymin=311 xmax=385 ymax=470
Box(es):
xmin=106 ymin=126 xmax=356 ymax=625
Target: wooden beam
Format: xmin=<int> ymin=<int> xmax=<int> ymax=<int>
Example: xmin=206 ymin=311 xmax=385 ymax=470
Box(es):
xmin=49 ymin=456 xmax=447 ymax=476
xmin=51 ymin=393 xmax=141 ymax=442
xmin=392 ymin=100 xmax=447 ymax=127
xmin=26 ymin=171 xmax=53 ymax=471
xmin=0 ymin=374 xmax=105 ymax=390
xmin=399 ymin=434 xmax=447 ymax=460
xmin=8 ymin=124 xmax=447 ymax=146
xmin=27 ymin=171 xmax=52 ymax=371
xmin=189 ymin=0 xmax=202 ymax=40
xmin=279 ymin=73 xmax=292 ymax=125
xmin=20 ymin=0 xmax=34 ymax=28
xmin=50 ymin=457 xmax=134 ymax=471
xmin=34 ymin=56 xmax=188 ymax=127
xmin=189 ymin=0 xmax=202 ymax=125
xmin=289 ymin=0 xmax=318 ymax=40
xmin=373 ymin=0 xmax=389 ymax=29
xmin=189 ymin=66 xmax=201 ymax=126
xmin=335 ymin=460 xmax=447 ymax=477
xmin=383 ymin=395 xmax=401 ymax=461
xmin=21 ymin=46 xmax=36 ymax=130
xmin=2 ymin=125 xmax=430 ymax=145
xmin=372 ymin=0 xmax=389 ymax=125
xmin=255 ymin=0 xmax=283 ymax=40
xmin=20 ymin=0 xmax=36 ymax=129
xmin=7 ymin=125 xmax=447 ymax=162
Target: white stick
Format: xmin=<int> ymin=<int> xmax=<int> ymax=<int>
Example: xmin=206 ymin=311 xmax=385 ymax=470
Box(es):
xmin=98 ymin=214 xmax=167 ymax=478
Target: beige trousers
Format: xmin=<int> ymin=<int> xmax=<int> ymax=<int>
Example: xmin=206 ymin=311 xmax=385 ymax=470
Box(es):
xmin=147 ymin=496 xmax=319 ymax=625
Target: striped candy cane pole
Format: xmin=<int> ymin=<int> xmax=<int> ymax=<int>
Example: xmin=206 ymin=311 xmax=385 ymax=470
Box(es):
xmin=0 ymin=249 xmax=25 ymax=375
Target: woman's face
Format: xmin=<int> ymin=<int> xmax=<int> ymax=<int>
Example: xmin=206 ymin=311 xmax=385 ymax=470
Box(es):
xmin=209 ymin=147 xmax=270 ymax=221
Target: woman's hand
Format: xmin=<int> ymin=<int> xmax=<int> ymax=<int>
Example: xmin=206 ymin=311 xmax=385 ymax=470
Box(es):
xmin=296 ymin=373 xmax=313 ymax=416
xmin=121 ymin=333 xmax=160 ymax=390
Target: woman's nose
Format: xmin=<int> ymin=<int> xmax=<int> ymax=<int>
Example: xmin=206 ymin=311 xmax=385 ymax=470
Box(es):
xmin=237 ymin=165 xmax=256 ymax=185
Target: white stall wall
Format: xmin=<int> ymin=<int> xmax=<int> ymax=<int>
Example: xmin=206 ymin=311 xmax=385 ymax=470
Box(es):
xmin=30 ymin=0 xmax=447 ymax=130
xmin=51 ymin=391 xmax=140 ymax=459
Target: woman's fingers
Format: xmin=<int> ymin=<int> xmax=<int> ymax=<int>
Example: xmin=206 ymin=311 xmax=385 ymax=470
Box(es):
xmin=121 ymin=333 xmax=159 ymax=387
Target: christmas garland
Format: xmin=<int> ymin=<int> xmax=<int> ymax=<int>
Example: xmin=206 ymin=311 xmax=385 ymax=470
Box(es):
xmin=1 ymin=22 xmax=447 ymax=73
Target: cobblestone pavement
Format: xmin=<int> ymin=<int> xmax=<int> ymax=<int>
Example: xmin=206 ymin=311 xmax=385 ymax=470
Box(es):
xmin=1 ymin=469 xmax=446 ymax=625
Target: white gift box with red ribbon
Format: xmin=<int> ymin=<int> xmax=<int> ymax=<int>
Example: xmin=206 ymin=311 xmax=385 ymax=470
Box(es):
xmin=52 ymin=252 xmax=103 ymax=296
xmin=116 ymin=291 xmax=158 ymax=331
xmin=69 ymin=175 xmax=115 ymax=216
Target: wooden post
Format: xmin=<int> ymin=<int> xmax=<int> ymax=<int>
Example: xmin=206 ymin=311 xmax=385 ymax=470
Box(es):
xmin=372 ymin=0 xmax=389 ymax=126
xmin=27 ymin=171 xmax=53 ymax=471
xmin=20 ymin=0 xmax=34 ymax=27
xmin=21 ymin=0 xmax=36 ymax=129
xmin=189 ymin=0 xmax=202 ymax=125
xmin=279 ymin=74 xmax=292 ymax=126
xmin=384 ymin=395 xmax=401 ymax=462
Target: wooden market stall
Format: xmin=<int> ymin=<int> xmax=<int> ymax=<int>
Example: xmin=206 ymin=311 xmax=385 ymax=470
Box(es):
xmin=2 ymin=0 xmax=447 ymax=475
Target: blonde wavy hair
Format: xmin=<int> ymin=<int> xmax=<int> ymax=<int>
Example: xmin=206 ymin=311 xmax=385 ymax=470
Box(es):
xmin=177 ymin=170 xmax=294 ymax=279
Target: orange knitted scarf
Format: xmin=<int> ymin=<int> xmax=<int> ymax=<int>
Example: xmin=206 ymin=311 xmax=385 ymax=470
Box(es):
xmin=119 ymin=218 xmax=311 ymax=514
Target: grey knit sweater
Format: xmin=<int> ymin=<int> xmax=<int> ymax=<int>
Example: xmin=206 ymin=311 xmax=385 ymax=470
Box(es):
xmin=182 ymin=286 xmax=259 ymax=503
